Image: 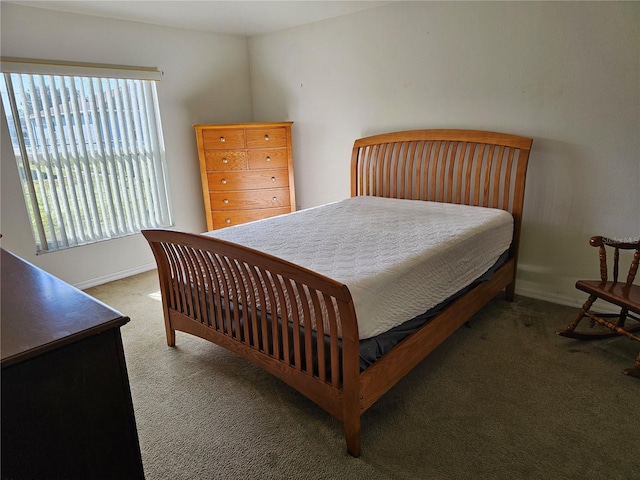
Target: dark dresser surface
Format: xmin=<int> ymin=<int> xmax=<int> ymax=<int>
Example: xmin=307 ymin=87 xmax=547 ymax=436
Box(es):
xmin=1 ymin=248 xmax=145 ymax=479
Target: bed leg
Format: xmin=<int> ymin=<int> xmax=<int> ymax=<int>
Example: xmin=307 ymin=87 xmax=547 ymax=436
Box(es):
xmin=164 ymin=315 xmax=176 ymax=347
xmin=343 ymin=416 xmax=361 ymax=457
xmin=505 ymin=281 xmax=516 ymax=302
xmin=166 ymin=328 xmax=176 ymax=347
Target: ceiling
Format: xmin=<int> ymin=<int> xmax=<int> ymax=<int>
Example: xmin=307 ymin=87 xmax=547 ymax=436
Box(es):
xmin=6 ymin=1 xmax=391 ymax=36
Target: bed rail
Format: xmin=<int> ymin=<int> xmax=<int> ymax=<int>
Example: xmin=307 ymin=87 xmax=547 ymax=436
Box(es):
xmin=142 ymin=229 xmax=360 ymax=421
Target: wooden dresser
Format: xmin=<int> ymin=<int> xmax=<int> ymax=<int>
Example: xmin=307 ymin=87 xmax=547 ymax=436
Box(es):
xmin=194 ymin=122 xmax=296 ymax=230
xmin=1 ymin=248 xmax=144 ymax=480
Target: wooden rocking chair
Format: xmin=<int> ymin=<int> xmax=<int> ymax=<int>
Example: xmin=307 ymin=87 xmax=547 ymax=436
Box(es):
xmin=557 ymin=235 xmax=640 ymax=378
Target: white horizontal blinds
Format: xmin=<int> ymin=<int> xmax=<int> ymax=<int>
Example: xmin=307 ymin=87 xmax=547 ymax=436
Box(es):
xmin=1 ymin=60 xmax=171 ymax=252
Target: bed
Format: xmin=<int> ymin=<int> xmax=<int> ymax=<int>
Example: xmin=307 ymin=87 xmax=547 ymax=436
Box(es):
xmin=143 ymin=129 xmax=533 ymax=456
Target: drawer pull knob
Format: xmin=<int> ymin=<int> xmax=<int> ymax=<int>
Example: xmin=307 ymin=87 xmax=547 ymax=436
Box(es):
xmin=220 ymin=136 xmax=226 ymax=142
xmin=222 ymin=158 xmax=228 ymax=164
xmin=221 ymin=179 xmax=227 ymax=184
xmin=264 ymin=135 xmax=269 ymax=141
xmin=225 ymin=218 xmax=231 ymax=224
xmin=271 ymin=176 xmax=276 ymax=181
xmin=266 ymin=156 xmax=271 ymax=162
xmin=223 ymin=199 xmax=229 ymax=204
xmin=272 ymin=197 xmax=277 ymax=201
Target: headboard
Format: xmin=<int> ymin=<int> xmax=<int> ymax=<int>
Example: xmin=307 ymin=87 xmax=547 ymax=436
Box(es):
xmin=350 ymin=129 xmax=533 ymax=263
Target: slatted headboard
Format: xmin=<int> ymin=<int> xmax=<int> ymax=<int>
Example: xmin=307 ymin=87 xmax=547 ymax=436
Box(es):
xmin=351 ymin=129 xmax=533 ymax=286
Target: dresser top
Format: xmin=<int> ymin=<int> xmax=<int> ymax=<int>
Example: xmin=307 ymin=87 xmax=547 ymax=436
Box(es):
xmin=1 ymin=249 xmax=129 ymax=367
xmin=193 ymin=121 xmax=293 ymax=130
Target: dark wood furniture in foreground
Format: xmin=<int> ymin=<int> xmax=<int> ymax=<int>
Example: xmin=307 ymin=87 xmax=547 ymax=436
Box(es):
xmin=558 ymin=236 xmax=640 ymax=378
xmin=143 ymin=129 xmax=532 ymax=456
xmin=1 ymin=248 xmax=145 ymax=479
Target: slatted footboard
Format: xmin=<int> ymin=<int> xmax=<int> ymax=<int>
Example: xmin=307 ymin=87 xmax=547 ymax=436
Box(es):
xmin=142 ymin=229 xmax=362 ymax=436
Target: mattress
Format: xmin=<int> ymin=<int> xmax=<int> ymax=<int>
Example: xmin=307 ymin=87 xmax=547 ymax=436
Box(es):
xmin=205 ymin=196 xmax=513 ymax=340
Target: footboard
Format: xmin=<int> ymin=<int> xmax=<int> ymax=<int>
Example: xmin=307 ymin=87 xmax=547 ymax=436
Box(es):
xmin=142 ymin=229 xmax=361 ymax=431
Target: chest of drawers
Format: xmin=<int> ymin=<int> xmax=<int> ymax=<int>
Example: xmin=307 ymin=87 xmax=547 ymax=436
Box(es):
xmin=194 ymin=122 xmax=296 ymax=230
xmin=1 ymin=249 xmax=144 ymax=479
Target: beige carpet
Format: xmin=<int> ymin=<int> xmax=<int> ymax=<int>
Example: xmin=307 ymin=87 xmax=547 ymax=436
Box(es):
xmin=86 ymin=271 xmax=640 ymax=480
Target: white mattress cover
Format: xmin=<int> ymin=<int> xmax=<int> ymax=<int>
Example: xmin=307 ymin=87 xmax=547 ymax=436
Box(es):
xmin=205 ymin=196 xmax=513 ymax=340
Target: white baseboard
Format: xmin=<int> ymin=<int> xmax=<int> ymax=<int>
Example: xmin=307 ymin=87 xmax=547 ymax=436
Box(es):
xmin=74 ymin=263 xmax=157 ymax=290
xmin=515 ymin=286 xmax=620 ymax=315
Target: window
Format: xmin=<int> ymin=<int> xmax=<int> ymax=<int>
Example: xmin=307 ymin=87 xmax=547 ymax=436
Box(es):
xmin=0 ymin=59 xmax=172 ymax=253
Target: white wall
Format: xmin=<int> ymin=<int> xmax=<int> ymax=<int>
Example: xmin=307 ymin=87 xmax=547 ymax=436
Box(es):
xmin=248 ymin=1 xmax=640 ymax=308
xmin=1 ymin=2 xmax=638 ymax=309
xmin=1 ymin=3 xmax=253 ymax=287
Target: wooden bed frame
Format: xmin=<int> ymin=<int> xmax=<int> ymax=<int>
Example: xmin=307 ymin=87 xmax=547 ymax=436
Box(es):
xmin=143 ymin=129 xmax=532 ymax=457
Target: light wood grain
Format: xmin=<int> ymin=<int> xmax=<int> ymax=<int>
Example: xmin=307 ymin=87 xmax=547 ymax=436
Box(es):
xmin=194 ymin=122 xmax=296 ymax=230
xmin=146 ymin=128 xmax=533 ymax=457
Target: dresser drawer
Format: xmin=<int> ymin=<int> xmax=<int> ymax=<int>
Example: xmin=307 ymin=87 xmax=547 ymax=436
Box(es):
xmin=246 ymin=128 xmax=287 ymax=149
xmin=247 ymin=149 xmax=288 ymax=169
xmin=195 ymin=122 xmax=295 ymax=231
xmin=202 ymin=129 xmax=245 ymax=149
xmin=208 ymin=169 xmax=289 ymax=192
xmin=204 ymin=150 xmax=247 ymax=171
xmin=210 ymin=188 xmax=291 ymax=211
xmin=212 ymin=207 xmax=291 ymax=229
